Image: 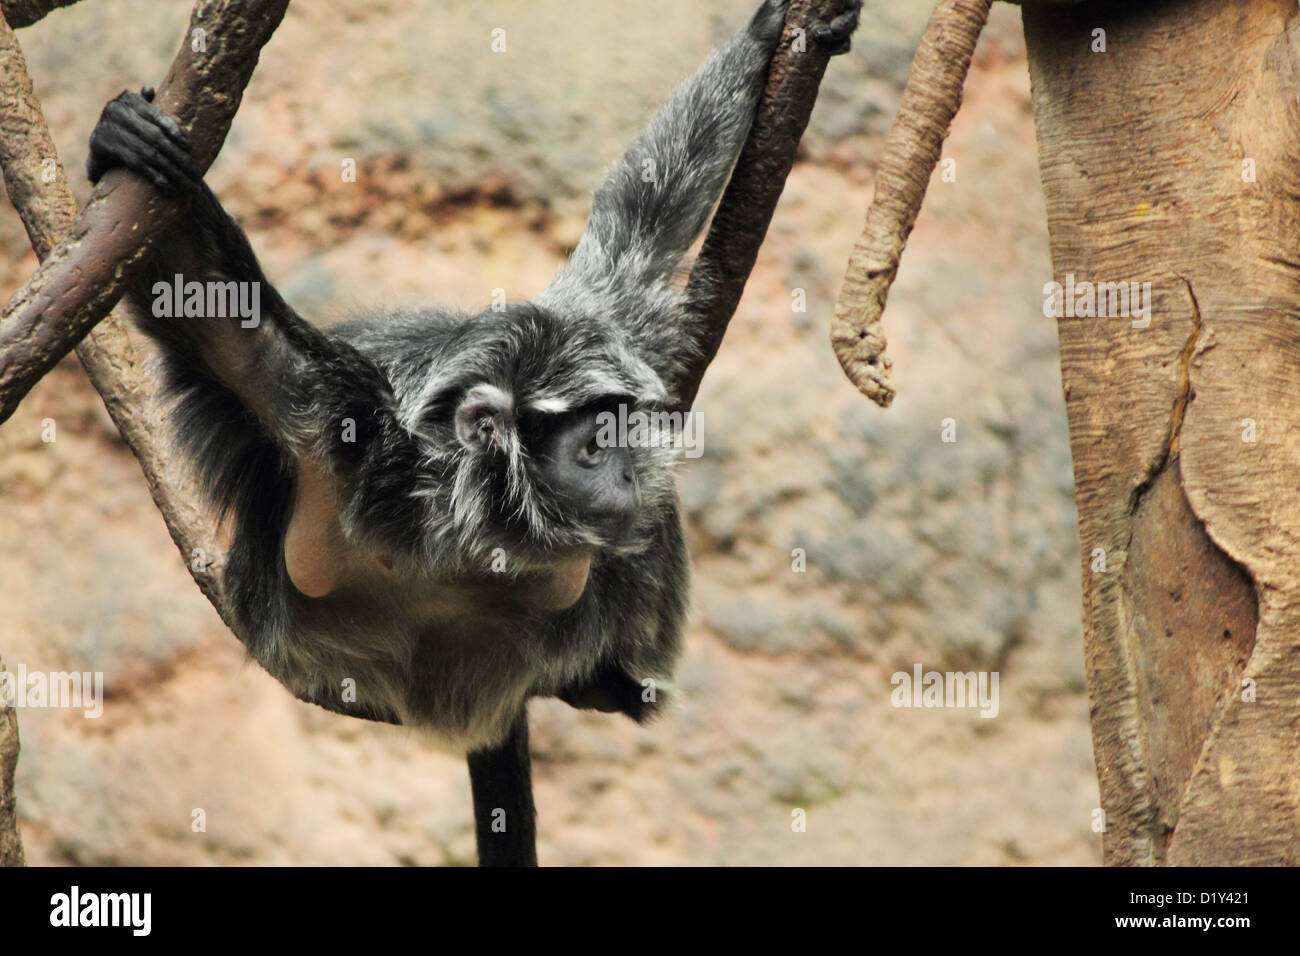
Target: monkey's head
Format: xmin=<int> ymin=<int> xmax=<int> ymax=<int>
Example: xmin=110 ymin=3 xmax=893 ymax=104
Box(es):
xmin=328 ymin=304 xmax=679 ymax=608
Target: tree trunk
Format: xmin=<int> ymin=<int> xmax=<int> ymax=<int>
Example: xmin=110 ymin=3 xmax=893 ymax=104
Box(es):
xmin=1023 ymin=0 xmax=1300 ymax=864
xmin=0 ymin=653 xmax=23 ymax=865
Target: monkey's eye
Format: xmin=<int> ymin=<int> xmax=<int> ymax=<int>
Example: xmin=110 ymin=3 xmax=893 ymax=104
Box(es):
xmin=577 ymin=434 xmax=604 ymax=465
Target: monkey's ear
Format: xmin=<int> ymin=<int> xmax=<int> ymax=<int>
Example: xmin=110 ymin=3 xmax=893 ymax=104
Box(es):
xmin=283 ymin=455 xmax=350 ymax=598
xmin=454 ymin=384 xmax=514 ymax=453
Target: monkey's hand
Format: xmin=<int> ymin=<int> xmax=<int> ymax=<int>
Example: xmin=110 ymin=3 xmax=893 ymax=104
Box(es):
xmin=87 ymin=88 xmax=202 ymax=197
xmin=558 ymin=665 xmax=657 ymax=722
xmin=749 ymin=1 xmax=862 ymax=56
xmin=812 ymin=0 xmax=862 ymax=56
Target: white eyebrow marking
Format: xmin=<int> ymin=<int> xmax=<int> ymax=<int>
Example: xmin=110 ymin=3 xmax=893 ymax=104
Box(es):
xmin=527 ymin=396 xmax=571 ymax=414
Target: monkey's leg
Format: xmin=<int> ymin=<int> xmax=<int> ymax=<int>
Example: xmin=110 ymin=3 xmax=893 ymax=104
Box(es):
xmin=466 ymin=711 xmax=537 ymax=867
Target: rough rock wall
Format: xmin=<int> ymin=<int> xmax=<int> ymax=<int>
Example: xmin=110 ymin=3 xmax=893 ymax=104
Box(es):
xmin=0 ymin=0 xmax=1096 ymax=865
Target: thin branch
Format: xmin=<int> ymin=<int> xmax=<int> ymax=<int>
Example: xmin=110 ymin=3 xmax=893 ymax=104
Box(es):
xmin=675 ymin=0 xmax=851 ymax=412
xmin=829 ymin=0 xmax=992 ymax=408
xmin=0 ymin=0 xmax=290 ymax=426
xmin=0 ymin=8 xmax=76 ymax=257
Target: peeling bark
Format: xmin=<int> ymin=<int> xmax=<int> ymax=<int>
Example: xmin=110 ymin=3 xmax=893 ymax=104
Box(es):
xmin=1025 ymin=0 xmax=1300 ymax=864
xmin=829 ymin=0 xmax=992 ymax=408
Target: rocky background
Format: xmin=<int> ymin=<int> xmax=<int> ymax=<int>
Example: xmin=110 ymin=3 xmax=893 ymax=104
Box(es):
xmin=0 ymin=0 xmax=1098 ymax=865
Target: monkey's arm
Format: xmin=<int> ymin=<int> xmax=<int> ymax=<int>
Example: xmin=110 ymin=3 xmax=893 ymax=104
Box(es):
xmin=87 ymin=91 xmax=400 ymax=595
xmin=537 ymin=0 xmax=860 ymax=378
xmin=89 ymin=90 xmax=391 ymax=446
xmin=538 ymin=0 xmax=789 ymax=308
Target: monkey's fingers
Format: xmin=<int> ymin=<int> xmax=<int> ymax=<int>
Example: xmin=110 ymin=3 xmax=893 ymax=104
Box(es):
xmin=812 ymin=1 xmax=862 ymax=56
xmin=87 ymin=91 xmax=199 ymax=197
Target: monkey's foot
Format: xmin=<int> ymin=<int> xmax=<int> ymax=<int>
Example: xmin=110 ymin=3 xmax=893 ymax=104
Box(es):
xmin=813 ymin=0 xmax=862 ymax=56
xmin=558 ymin=665 xmax=656 ymax=722
xmin=87 ymin=88 xmax=200 ymax=197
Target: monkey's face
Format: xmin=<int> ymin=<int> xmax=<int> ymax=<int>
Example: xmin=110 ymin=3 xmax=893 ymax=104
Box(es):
xmin=385 ymin=305 xmax=678 ymax=594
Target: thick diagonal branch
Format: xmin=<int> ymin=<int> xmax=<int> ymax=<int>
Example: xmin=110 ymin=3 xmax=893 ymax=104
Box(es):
xmin=0 ymin=0 xmax=290 ymax=426
xmin=0 ymin=0 xmax=288 ymax=869
xmin=829 ymin=0 xmax=992 ymax=408
xmin=1 ymin=0 xmax=292 ymax=597
xmin=0 ymin=4 xmax=237 ymax=615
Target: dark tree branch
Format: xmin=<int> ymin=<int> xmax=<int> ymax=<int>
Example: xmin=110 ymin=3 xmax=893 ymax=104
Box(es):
xmin=0 ymin=0 xmax=86 ymax=29
xmin=0 ymin=0 xmax=290 ymax=426
xmin=674 ymin=0 xmax=853 ymax=412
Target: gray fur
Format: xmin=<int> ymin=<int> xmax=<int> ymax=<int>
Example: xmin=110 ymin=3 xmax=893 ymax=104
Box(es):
xmin=87 ymin=0 xmax=792 ymax=752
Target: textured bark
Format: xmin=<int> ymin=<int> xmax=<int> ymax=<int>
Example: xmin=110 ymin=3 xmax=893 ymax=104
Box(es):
xmin=829 ymin=0 xmax=992 ymax=409
xmin=0 ymin=652 xmax=22 ymax=866
xmin=676 ymin=0 xmax=850 ymax=412
xmin=0 ymin=0 xmax=85 ymax=29
xmin=0 ymin=0 xmax=288 ymax=863
xmin=1025 ymin=0 xmax=1300 ymax=864
xmin=0 ymin=0 xmax=290 ymax=426
xmin=0 ymin=6 xmax=233 ymax=618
